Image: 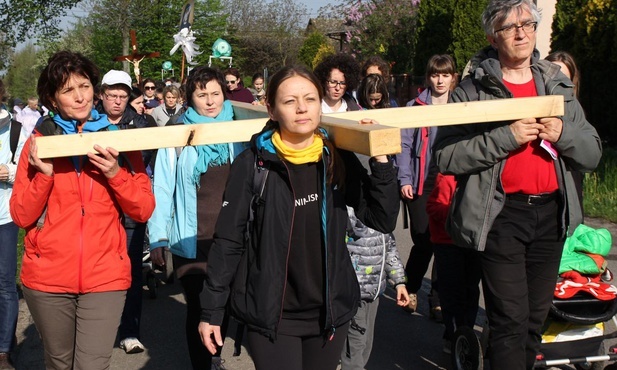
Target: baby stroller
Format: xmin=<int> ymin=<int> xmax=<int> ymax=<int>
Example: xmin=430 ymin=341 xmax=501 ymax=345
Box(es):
xmin=534 ymin=224 xmax=617 ymax=369
xmin=534 ymin=271 xmax=617 ymax=369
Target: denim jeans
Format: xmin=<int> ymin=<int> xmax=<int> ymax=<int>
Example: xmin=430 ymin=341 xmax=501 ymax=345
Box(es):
xmin=0 ymin=222 xmax=19 ymax=353
xmin=118 ymin=223 xmax=146 ymax=340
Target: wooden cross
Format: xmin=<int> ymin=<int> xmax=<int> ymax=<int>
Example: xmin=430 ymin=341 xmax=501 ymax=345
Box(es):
xmin=113 ymin=30 xmax=161 ymax=85
xmin=35 ymin=97 xmax=564 ymax=159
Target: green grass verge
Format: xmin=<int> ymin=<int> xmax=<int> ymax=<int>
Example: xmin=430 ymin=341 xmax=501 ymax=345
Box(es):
xmin=583 ymin=146 xmax=617 ymax=223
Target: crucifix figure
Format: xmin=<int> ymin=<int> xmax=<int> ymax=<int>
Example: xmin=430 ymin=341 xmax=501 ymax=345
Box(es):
xmin=113 ymin=30 xmax=160 ymax=85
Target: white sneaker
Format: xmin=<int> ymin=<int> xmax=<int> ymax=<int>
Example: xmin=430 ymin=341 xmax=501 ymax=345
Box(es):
xmin=119 ymin=337 xmax=145 ymax=354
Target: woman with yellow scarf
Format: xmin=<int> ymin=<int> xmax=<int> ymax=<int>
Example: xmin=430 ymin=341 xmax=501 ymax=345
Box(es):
xmin=199 ymin=65 xmax=399 ymax=370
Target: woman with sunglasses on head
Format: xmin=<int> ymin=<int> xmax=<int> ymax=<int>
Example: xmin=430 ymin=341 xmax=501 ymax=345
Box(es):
xmin=223 ymin=67 xmax=254 ymax=103
xmin=199 ymin=65 xmax=399 ymax=370
xmin=314 ymin=53 xmax=361 ymax=113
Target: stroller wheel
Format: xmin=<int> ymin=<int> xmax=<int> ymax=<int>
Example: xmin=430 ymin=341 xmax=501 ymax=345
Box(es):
xmin=452 ymin=326 xmax=483 ymax=370
xmin=147 ymin=272 xmax=157 ymax=299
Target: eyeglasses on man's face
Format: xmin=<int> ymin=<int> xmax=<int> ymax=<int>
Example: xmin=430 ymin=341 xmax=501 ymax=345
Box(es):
xmin=226 ymin=80 xmax=237 ymax=85
xmin=104 ymin=92 xmax=129 ymax=101
xmin=495 ymin=21 xmax=537 ymax=38
xmin=327 ymin=80 xmax=346 ymax=88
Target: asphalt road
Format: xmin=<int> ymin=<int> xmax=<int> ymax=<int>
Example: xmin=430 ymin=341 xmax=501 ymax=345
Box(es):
xmin=10 ymin=211 xmax=617 ymax=370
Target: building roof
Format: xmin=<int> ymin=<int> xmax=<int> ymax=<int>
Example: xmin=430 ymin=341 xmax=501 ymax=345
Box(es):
xmin=305 ymin=18 xmax=349 ymax=36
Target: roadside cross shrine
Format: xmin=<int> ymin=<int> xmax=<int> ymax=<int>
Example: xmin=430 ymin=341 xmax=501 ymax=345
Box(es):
xmin=113 ymin=30 xmax=161 ymax=85
xmin=35 ymin=96 xmax=565 ymax=159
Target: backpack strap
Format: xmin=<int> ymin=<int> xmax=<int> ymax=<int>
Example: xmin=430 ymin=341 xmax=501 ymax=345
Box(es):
xmin=35 ymin=116 xmax=63 ymax=136
xmin=249 ymin=154 xmax=269 ymax=225
xmin=245 ymin=154 xmax=270 ymax=245
xmin=33 ymin=116 xmax=60 ymax=230
xmin=9 ymin=120 xmax=21 ymax=164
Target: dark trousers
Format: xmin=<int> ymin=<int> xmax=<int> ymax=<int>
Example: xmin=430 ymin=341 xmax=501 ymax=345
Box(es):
xmin=0 ymin=222 xmax=18 ymax=353
xmin=433 ymin=243 xmax=481 ymax=341
xmin=403 ymin=192 xmax=436 ymax=294
xmin=481 ymin=198 xmax=563 ymax=370
xmin=118 ymin=223 xmax=146 ymax=340
xmin=180 ymin=274 xmax=228 ymax=370
xmin=248 ymin=322 xmax=349 ymax=370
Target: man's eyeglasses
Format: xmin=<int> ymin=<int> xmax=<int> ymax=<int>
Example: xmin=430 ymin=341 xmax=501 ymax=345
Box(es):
xmin=144 ymin=86 xmax=156 ymax=90
xmin=327 ymin=80 xmax=347 ymax=88
xmin=104 ymin=93 xmax=129 ymax=102
xmin=495 ymin=21 xmax=537 ymax=38
xmin=226 ymin=80 xmax=237 ymax=84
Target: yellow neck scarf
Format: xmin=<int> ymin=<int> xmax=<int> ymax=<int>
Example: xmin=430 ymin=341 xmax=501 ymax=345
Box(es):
xmin=272 ymin=131 xmax=323 ymax=165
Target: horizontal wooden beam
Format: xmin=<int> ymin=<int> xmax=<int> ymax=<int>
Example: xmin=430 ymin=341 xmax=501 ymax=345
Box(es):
xmin=36 ymin=103 xmax=400 ymax=158
xmin=324 ymin=95 xmax=565 ymax=128
xmin=229 ymin=102 xmax=402 ymax=157
xmin=35 ymin=96 xmax=563 ymax=159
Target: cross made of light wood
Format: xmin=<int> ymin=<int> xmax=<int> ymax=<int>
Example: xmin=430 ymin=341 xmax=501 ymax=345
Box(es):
xmin=35 ymin=96 xmax=564 ymax=159
xmin=113 ymin=30 xmax=161 ymax=85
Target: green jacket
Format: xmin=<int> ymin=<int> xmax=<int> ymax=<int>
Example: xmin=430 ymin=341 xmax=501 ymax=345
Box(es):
xmin=433 ymin=47 xmax=602 ymax=251
xmin=560 ymin=224 xmax=612 ymax=274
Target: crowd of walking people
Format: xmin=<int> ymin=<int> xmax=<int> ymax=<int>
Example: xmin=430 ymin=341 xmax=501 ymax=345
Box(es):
xmin=0 ymin=0 xmax=603 ymax=369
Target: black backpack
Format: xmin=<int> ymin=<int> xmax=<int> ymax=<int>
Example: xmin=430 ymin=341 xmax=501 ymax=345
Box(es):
xmin=233 ymin=153 xmax=269 ymax=356
xmin=8 ymin=120 xmax=22 ymax=164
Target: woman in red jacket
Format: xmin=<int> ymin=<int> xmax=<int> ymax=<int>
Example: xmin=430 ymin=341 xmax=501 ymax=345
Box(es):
xmin=426 ymin=173 xmax=481 ymax=355
xmin=9 ymin=51 xmax=155 ymax=370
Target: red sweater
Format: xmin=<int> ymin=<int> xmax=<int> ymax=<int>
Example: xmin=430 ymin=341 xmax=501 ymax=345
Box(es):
xmin=426 ymin=173 xmax=456 ymax=244
xmin=500 ymin=79 xmax=558 ymax=194
xmin=10 ymin=134 xmax=155 ymax=294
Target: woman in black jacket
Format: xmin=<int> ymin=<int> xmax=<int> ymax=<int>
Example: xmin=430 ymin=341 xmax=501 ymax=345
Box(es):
xmin=199 ymin=65 xmax=398 ymax=370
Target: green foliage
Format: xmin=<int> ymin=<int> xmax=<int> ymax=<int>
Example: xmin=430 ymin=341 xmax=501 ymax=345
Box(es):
xmin=36 ymin=20 xmax=94 ymax=72
xmin=413 ymin=0 xmax=455 ymax=76
xmin=0 ymin=1 xmax=96 ymax=70
xmin=413 ymin=0 xmax=488 ymax=75
xmin=584 ymin=147 xmax=617 ymax=222
xmin=312 ymin=43 xmax=335 ymax=69
xmin=0 ymin=0 xmax=81 ymax=51
xmin=4 ymin=44 xmax=40 ymax=102
xmin=344 ymin=0 xmax=419 ymax=74
xmin=299 ymin=32 xmax=329 ymax=69
xmin=65 ymin=0 xmax=228 ymax=83
xmin=450 ymin=0 xmax=489 ymax=72
xmin=552 ymin=0 xmax=617 ymax=145
xmin=551 ymin=0 xmax=585 ymax=51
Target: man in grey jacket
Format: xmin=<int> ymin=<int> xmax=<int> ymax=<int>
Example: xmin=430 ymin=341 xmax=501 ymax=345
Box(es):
xmin=433 ymin=0 xmax=602 ymax=369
